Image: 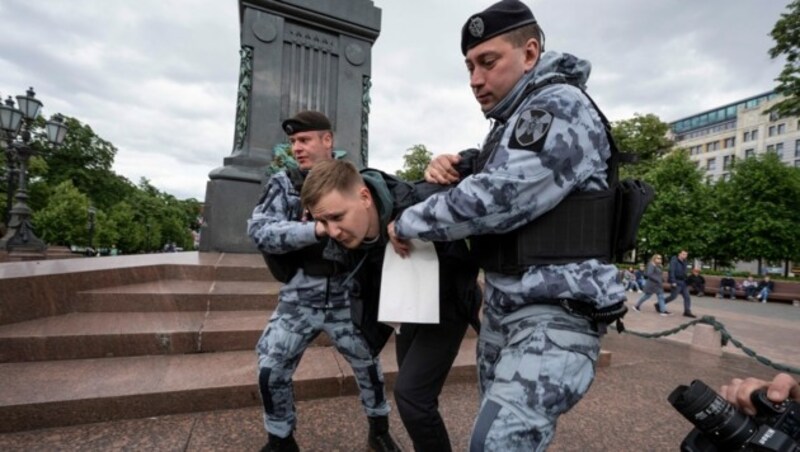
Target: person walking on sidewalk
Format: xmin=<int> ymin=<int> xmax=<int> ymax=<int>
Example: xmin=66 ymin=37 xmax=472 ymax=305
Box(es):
xmin=663 ymin=250 xmax=696 ymax=318
xmin=633 ymin=254 xmax=670 ymax=315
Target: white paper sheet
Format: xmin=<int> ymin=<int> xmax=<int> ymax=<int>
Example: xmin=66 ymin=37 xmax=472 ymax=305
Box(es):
xmin=378 ymin=239 xmax=439 ymax=324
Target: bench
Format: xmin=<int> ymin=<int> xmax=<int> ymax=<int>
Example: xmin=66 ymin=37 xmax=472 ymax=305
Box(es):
xmin=662 ymin=274 xmax=800 ymax=304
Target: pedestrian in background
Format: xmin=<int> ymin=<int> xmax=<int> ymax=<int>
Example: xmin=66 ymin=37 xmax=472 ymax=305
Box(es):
xmin=664 ymin=250 xmax=696 ymax=318
xmin=633 ymin=254 xmax=670 ymax=315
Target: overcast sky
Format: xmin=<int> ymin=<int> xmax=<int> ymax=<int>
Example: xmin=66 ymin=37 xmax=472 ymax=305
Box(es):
xmin=0 ymin=0 xmax=788 ymax=200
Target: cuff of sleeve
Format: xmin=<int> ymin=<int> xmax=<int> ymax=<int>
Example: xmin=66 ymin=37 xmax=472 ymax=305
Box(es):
xmin=298 ymin=221 xmax=319 ymax=244
xmin=394 ymin=217 xmax=411 ymax=240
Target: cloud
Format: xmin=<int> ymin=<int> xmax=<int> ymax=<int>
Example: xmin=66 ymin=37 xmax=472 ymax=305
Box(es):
xmin=0 ymin=0 xmax=791 ymax=201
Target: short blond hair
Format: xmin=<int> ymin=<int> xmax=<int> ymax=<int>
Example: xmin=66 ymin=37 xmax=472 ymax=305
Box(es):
xmin=301 ymin=160 xmax=362 ymax=209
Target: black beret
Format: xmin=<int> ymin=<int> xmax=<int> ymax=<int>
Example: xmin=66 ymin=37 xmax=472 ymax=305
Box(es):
xmin=461 ymin=0 xmax=538 ymax=55
xmin=281 ymin=110 xmax=332 ymax=135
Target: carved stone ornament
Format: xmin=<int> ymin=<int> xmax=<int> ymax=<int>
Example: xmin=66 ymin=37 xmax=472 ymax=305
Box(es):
xmin=345 ymin=43 xmax=366 ymax=66
xmin=252 ymin=19 xmax=278 ymax=43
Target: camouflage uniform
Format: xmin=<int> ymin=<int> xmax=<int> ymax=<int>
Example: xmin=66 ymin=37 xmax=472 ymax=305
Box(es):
xmin=393 ymin=51 xmax=627 ymax=451
xmin=248 ymin=169 xmax=390 ymax=439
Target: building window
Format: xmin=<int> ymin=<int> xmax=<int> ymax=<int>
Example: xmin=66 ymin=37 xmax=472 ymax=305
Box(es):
xmin=769 ymin=126 xmax=776 ymax=136
xmin=778 ymin=123 xmax=786 ymax=134
xmin=723 ymin=155 xmax=735 ymax=170
xmin=745 ymin=148 xmax=755 ymax=158
xmin=796 ymin=140 xmax=800 ymax=157
xmin=721 ymin=173 xmax=730 ymax=181
xmin=776 ymin=142 xmax=784 ymax=159
xmin=744 ymin=131 xmax=750 ymax=142
xmin=707 ymin=158 xmax=716 ymax=171
xmin=795 ymin=160 xmax=800 ymax=168
xmin=752 ymin=129 xmax=758 ymax=140
xmin=767 ymin=144 xmax=775 ymax=153
xmin=707 ymin=141 xmax=720 ymax=152
xmin=724 ymin=137 xmax=735 ymax=148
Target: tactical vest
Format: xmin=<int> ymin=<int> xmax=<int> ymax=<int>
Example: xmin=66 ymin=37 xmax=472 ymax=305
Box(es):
xmin=470 ymin=78 xmax=654 ymax=274
xmin=260 ymin=167 xmax=342 ymax=283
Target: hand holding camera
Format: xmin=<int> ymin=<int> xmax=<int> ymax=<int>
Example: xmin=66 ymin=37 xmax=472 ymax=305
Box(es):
xmin=669 ymin=378 xmax=800 ymax=451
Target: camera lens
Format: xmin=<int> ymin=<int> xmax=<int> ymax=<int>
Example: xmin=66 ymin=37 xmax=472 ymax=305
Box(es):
xmin=668 ymin=380 xmax=759 ymax=449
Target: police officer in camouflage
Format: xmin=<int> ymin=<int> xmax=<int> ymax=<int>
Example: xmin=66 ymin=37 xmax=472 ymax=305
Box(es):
xmin=247 ymin=111 xmax=400 ymax=452
xmin=387 ymin=1 xmax=627 ymax=450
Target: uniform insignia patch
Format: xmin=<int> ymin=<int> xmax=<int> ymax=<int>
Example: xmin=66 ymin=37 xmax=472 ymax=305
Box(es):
xmin=469 ymin=17 xmax=484 ymax=38
xmin=509 ymin=109 xmax=553 ymax=152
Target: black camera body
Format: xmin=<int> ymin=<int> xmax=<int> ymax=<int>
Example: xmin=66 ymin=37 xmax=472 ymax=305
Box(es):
xmin=668 ymin=380 xmax=800 ymax=452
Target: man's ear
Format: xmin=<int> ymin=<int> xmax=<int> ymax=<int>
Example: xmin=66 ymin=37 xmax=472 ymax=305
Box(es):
xmin=357 ymin=185 xmax=372 ymax=208
xmin=322 ymin=131 xmax=333 ymax=149
xmin=523 ymin=38 xmax=540 ymax=72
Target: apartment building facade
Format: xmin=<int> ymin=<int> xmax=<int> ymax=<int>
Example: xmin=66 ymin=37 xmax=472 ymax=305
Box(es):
xmin=669 ymin=91 xmax=798 ymax=276
xmin=669 ymin=91 xmax=800 ymax=182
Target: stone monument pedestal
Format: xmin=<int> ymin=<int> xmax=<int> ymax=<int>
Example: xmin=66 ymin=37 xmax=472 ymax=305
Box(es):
xmin=200 ymin=0 xmax=381 ymax=253
xmin=199 ymin=178 xmax=262 ymax=253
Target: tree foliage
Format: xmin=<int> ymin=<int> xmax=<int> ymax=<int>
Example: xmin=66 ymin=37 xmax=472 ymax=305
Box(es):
xmin=32 ymin=180 xmax=92 ymax=246
xmin=395 ymin=144 xmax=432 ymax=181
xmin=714 ymin=153 xmax=800 ymax=264
xmin=635 ymin=151 xmax=714 ymax=261
xmin=1 ymin=114 xmax=201 ymax=253
xmin=767 ymin=0 xmax=800 ymax=117
xmin=611 ymin=113 xmax=674 ymax=180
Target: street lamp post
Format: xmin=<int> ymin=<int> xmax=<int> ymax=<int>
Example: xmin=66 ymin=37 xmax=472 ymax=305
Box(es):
xmin=3 ymin=148 xmax=18 ymax=225
xmin=0 ymin=87 xmax=67 ymax=254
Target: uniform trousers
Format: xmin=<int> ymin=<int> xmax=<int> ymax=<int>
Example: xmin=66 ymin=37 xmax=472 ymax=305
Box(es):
xmin=394 ymin=297 xmax=471 ymax=452
xmin=256 ymin=301 xmax=389 ymax=438
xmin=470 ymin=302 xmax=599 ymax=452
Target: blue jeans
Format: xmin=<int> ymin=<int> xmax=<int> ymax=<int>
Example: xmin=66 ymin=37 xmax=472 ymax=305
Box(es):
xmin=664 ymin=280 xmax=692 ymax=314
xmin=635 ymin=291 xmax=666 ymax=312
xmin=758 ymin=288 xmax=771 ymax=302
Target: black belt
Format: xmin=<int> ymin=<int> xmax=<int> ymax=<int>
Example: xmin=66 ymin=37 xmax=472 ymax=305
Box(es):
xmin=539 ymin=298 xmax=628 ymax=333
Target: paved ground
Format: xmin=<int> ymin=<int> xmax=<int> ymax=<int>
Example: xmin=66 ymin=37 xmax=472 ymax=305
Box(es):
xmin=1 ymin=293 xmax=797 ymax=451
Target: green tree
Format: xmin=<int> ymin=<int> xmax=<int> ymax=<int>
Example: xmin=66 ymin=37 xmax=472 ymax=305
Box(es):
xmin=8 ymin=114 xmax=201 ymax=252
xmin=32 ymin=180 xmax=92 ymax=246
xmin=94 ymin=210 xmax=120 ymax=250
xmin=767 ymin=0 xmax=800 ymax=117
xmin=28 ymin=116 xmax=136 ymax=211
xmin=395 ymin=144 xmax=432 ymax=181
xmin=107 ymin=201 xmax=148 ymax=253
xmin=715 ymin=153 xmax=800 ymax=275
xmin=636 ymin=151 xmax=714 ymax=261
xmin=611 ymin=113 xmax=674 ymax=179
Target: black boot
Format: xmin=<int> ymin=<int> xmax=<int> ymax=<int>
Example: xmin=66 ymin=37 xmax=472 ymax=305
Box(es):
xmin=367 ymin=416 xmax=401 ymax=452
xmin=260 ymin=432 xmax=299 ymax=452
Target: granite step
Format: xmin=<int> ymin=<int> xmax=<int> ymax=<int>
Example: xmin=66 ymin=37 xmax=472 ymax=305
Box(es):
xmin=0 ymin=310 xmax=334 ymax=363
xmin=74 ymin=280 xmax=281 ymax=312
xmin=0 ymin=337 xmax=478 ymax=433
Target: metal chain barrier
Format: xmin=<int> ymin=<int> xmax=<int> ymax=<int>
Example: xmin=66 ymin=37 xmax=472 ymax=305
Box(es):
xmin=623 ymin=315 xmax=800 ymax=375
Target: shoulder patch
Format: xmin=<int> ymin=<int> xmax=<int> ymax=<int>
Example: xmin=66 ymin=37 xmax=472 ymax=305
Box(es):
xmin=508 ymin=108 xmax=553 ymax=153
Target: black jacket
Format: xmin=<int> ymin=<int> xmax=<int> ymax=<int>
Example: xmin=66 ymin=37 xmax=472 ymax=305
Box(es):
xmin=324 ymin=170 xmax=481 ymax=356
